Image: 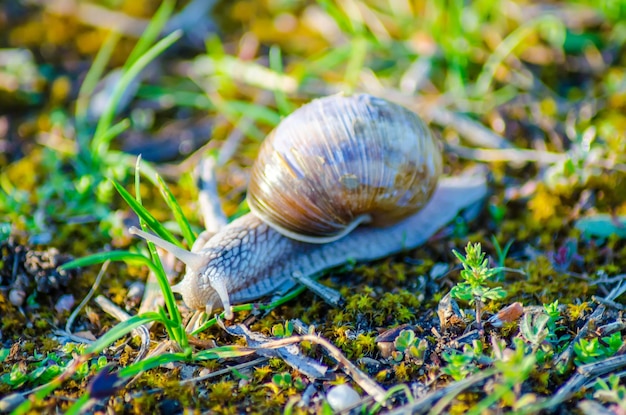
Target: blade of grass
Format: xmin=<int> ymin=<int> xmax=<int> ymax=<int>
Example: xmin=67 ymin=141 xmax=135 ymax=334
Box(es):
xmin=60 ymin=251 xmax=159 ymax=271
xmin=63 ymin=394 xmax=90 ymax=415
xmin=61 ymin=248 xmax=181 ymax=337
xmin=194 ymin=345 xmax=257 ymax=360
xmin=104 ymin=151 xmax=161 ymax=187
xmin=269 ymin=45 xmax=293 ymax=116
xmin=118 ymin=352 xmax=190 ymax=377
xmin=344 ymin=35 xmax=368 ymax=91
xmin=136 ymin=85 xmax=214 ymax=109
xmin=317 ymin=0 xmax=357 ymax=34
xmin=134 ymin=157 xmax=174 ymax=341
xmin=111 ymin=179 xmax=182 ymax=248
xmin=125 ymin=0 xmax=175 ymax=68
xmin=85 ymin=119 xmax=131 ymax=163
xmin=202 ymin=55 xmax=298 ymax=94
xmin=155 ymin=174 xmax=196 ymax=247
xmin=75 ymin=31 xmax=121 ymax=135
xmin=133 ymin=159 xmax=185 ymax=342
xmin=224 ymin=100 xmax=282 ymax=126
xmin=86 ymin=312 xmax=162 ymax=354
xmin=306 ymin=44 xmax=353 ymax=74
xmin=92 ymin=30 xmax=182 ymax=156
xmin=474 ymin=15 xmax=564 ymax=96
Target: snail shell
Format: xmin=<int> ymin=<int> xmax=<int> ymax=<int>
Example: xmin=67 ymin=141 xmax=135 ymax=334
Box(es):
xmin=247 ymin=94 xmax=442 ymax=243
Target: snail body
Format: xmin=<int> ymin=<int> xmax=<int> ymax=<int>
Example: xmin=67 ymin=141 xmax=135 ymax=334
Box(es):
xmin=130 ymin=94 xmax=486 ymax=319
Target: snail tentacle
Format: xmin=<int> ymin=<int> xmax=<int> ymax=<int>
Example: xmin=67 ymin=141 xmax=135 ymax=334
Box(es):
xmin=128 ymin=227 xmax=208 ymax=271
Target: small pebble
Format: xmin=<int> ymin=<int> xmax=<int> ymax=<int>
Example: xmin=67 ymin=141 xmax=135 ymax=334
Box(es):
xmin=9 ymin=289 xmax=25 ymax=307
xmin=125 ymin=281 xmax=145 ymax=309
xmin=55 ymin=294 xmax=75 ymax=314
xmin=327 ymin=384 xmax=361 ymax=412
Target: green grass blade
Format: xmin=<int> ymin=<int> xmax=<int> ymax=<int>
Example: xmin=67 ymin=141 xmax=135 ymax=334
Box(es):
xmin=60 ymin=250 xmax=179 ymax=327
xmin=75 ymin=31 xmax=121 ymax=131
xmin=344 ymin=36 xmax=367 ymax=90
xmin=317 ymin=0 xmax=356 ymax=34
xmin=63 ymin=393 xmax=91 ymax=415
xmin=111 ymin=179 xmax=182 ymax=248
xmin=474 ymin=15 xmax=563 ymax=96
xmin=194 ymin=345 xmax=256 ymax=360
xmin=269 ymin=45 xmax=292 ymax=116
xmin=86 ymin=312 xmax=162 ymax=354
xmin=60 ymin=251 xmax=155 ymax=270
xmin=118 ymin=352 xmax=189 ymax=377
xmin=125 ymin=0 xmax=175 ymax=68
xmin=155 ymin=174 xmax=196 ymax=247
xmin=136 ymin=85 xmax=214 ymax=109
xmin=307 ymin=44 xmax=352 ymax=74
xmin=223 ymin=100 xmax=282 ymax=126
xmin=92 ymin=30 xmax=182 ymax=156
xmin=92 ymin=119 xmax=131 ymax=150
xmin=135 ymin=155 xmax=143 ymax=203
xmin=104 ymin=151 xmax=162 ymax=187
xmin=133 ymin=159 xmax=185 ymax=341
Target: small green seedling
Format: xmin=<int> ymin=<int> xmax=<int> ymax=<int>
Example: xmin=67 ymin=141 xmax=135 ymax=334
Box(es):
xmin=451 ymin=242 xmax=507 ymax=331
xmin=272 ymin=321 xmax=294 ymax=338
xmin=0 ymin=352 xmax=108 ymax=389
xmin=441 ymin=349 xmax=478 ymax=381
xmin=573 ymin=332 xmax=623 ymax=366
xmin=393 ymin=329 xmax=428 ymax=364
xmin=272 ymin=372 xmax=293 ymax=389
xmin=519 ymin=312 xmax=556 ymax=364
xmin=272 ymin=372 xmax=305 ymax=391
xmin=594 ymin=374 xmax=626 ymax=412
xmin=490 ymin=235 xmax=514 ymax=281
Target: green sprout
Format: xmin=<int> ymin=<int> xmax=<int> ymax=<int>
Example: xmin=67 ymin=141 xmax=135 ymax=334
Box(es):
xmin=272 ymin=372 xmax=293 ymax=389
xmin=573 ymin=332 xmax=623 ymax=366
xmin=393 ymin=329 xmax=428 ymax=364
xmin=451 ymin=242 xmax=507 ymax=332
xmin=441 ymin=349 xmax=478 ymax=381
xmin=594 ymin=374 xmax=626 ymax=412
xmin=519 ymin=312 xmax=555 ymax=365
xmin=271 ymin=321 xmax=295 ymax=338
xmin=0 ymin=352 xmax=108 ymax=390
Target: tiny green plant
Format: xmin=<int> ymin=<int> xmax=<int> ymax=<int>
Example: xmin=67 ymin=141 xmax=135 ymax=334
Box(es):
xmin=451 ymin=242 xmax=507 ymax=331
xmin=594 ymin=374 xmax=626 ymax=412
xmin=393 ymin=329 xmax=428 ymax=364
xmin=272 ymin=321 xmax=295 ymax=338
xmin=543 ymin=300 xmax=561 ymax=327
xmin=475 ymin=338 xmax=537 ymax=413
xmin=541 ymin=300 xmax=571 ymax=348
xmin=519 ymin=312 xmax=555 ymax=364
xmin=573 ymin=332 xmax=623 ymax=366
xmin=272 ymin=372 xmax=293 ymax=389
xmin=441 ymin=348 xmax=478 ymax=381
xmin=490 ymin=235 xmax=514 ymax=281
xmin=0 ymin=351 xmax=107 ymax=390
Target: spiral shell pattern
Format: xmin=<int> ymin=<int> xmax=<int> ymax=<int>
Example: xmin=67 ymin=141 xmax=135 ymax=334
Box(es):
xmin=247 ymin=94 xmax=442 ymax=243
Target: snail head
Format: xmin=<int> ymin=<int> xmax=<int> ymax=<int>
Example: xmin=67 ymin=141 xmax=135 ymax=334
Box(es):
xmin=128 ymin=227 xmax=234 ymax=319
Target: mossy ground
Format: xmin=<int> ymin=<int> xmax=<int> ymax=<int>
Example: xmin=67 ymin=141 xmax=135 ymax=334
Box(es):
xmin=2 ymin=0 xmax=626 ymax=414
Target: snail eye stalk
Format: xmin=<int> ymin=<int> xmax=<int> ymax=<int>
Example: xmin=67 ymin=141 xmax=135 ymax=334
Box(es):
xmin=129 ymin=227 xmax=206 ymax=273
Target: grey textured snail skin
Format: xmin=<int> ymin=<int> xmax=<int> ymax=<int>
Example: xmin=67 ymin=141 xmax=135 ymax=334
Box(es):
xmin=129 ymin=95 xmax=487 ymax=319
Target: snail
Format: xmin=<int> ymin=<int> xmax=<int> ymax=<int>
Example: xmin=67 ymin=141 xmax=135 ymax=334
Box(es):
xmin=130 ymin=94 xmax=487 ymax=319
